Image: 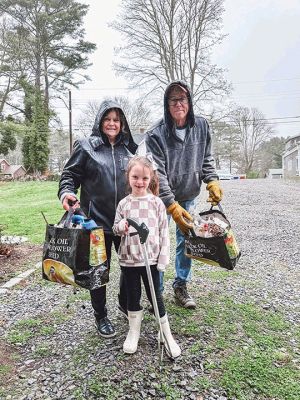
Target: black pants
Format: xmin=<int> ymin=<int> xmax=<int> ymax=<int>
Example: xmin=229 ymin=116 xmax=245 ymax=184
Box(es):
xmin=121 ymin=266 xmax=166 ymax=318
xmin=90 ymin=233 xmax=121 ymax=320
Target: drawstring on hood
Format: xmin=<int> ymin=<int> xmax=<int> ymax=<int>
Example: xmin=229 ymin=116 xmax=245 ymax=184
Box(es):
xmin=163 ymin=80 xmax=195 ymax=135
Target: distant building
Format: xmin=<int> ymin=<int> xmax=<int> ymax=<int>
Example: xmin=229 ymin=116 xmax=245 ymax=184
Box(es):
xmin=0 ymin=158 xmax=26 ymax=179
xmin=282 ymin=134 xmax=300 ymax=178
xmin=265 ymin=169 xmax=283 ymax=179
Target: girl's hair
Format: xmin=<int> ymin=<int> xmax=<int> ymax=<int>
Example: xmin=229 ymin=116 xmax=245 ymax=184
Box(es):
xmin=101 ymin=107 xmax=124 ymax=132
xmin=126 ymin=156 xmax=159 ymax=196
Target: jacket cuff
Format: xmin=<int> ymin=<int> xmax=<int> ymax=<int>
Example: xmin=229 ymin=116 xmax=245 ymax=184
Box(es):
xmin=60 ymin=192 xmax=77 ymax=203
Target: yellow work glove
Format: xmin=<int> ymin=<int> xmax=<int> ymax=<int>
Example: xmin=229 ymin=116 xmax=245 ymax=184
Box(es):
xmin=206 ymin=181 xmax=223 ymax=206
xmin=167 ymin=202 xmax=193 ymax=234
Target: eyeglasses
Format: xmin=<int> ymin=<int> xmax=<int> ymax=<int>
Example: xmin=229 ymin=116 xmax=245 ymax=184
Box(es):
xmin=168 ymin=97 xmax=189 ymax=106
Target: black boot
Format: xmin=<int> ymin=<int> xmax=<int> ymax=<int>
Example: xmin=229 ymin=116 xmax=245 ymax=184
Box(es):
xmin=174 ymin=285 xmax=196 ymax=309
xmin=95 ymin=316 xmax=116 ymax=338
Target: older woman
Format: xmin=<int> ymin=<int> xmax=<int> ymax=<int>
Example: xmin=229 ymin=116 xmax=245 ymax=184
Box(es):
xmin=58 ymin=100 xmax=138 ymax=338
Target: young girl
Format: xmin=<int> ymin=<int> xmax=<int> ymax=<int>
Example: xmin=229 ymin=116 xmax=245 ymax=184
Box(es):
xmin=113 ymin=156 xmax=181 ymax=358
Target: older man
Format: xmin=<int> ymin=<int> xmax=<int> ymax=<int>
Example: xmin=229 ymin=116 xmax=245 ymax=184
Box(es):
xmin=145 ymin=81 xmax=223 ymax=309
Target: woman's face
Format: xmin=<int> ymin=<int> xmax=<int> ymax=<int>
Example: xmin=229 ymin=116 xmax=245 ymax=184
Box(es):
xmin=101 ymin=110 xmax=121 ymax=144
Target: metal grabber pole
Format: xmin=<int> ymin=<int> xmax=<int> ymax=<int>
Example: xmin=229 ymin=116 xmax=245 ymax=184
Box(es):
xmin=127 ymin=218 xmax=170 ymax=367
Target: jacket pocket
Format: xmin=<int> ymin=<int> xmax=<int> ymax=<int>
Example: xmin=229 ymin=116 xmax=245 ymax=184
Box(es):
xmin=119 ymin=155 xmax=131 ymax=171
xmin=172 ymin=171 xmax=201 ymax=200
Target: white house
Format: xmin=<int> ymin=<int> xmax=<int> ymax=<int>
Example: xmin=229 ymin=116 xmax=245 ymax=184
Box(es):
xmin=282 ymin=134 xmax=300 ymax=178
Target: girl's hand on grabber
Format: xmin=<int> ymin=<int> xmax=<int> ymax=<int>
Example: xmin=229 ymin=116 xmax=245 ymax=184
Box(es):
xmin=119 ymin=219 xmax=129 ymax=235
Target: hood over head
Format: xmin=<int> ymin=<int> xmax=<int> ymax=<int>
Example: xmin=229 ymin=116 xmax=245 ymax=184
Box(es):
xmin=90 ymin=100 xmax=137 ymax=153
xmin=163 ymin=80 xmax=195 ymax=134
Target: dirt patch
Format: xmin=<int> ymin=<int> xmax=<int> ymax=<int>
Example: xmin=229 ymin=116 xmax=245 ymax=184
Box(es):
xmin=0 ymin=243 xmax=43 ymax=284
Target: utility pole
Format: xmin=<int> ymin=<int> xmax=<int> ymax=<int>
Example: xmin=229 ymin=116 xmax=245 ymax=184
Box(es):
xmin=68 ymin=89 xmax=72 ymax=155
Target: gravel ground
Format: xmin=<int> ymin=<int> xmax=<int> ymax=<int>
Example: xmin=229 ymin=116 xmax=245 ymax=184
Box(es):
xmin=0 ymin=178 xmax=299 ymax=400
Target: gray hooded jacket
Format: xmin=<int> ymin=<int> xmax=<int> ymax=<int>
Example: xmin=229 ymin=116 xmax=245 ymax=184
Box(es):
xmin=145 ymin=81 xmax=218 ymax=208
xmin=58 ymin=100 xmax=138 ymax=233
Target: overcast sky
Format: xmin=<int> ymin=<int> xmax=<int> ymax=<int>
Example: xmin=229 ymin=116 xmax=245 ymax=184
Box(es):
xmin=57 ymin=0 xmax=300 ymax=138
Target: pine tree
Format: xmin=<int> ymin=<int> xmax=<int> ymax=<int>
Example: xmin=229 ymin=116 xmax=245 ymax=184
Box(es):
xmin=22 ymin=91 xmax=49 ymax=174
xmin=0 ymin=121 xmax=18 ymax=156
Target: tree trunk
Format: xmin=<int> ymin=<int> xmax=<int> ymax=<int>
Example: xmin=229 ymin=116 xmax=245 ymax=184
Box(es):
xmin=0 ymin=80 xmax=11 ymax=114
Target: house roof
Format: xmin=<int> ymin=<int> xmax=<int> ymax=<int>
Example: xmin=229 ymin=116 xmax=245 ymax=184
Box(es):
xmin=0 ymin=165 xmax=26 ymax=175
xmin=285 ymin=133 xmax=300 ymax=143
xmin=0 ymin=158 xmax=9 ymax=164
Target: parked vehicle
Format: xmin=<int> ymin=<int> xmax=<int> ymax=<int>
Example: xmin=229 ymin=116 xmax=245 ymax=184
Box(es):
xmin=216 ymin=170 xmax=234 ymax=180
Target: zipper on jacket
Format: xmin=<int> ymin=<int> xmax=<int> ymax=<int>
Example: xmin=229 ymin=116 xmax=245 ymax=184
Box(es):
xmin=111 ymin=144 xmax=117 ymax=211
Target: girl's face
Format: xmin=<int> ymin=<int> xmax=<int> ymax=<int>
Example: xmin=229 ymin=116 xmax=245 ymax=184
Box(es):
xmin=101 ymin=110 xmax=121 ymax=144
xmin=128 ymin=163 xmax=151 ymax=197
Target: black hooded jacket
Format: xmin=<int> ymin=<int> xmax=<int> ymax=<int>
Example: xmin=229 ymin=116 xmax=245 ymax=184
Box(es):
xmin=145 ymin=81 xmax=218 ymax=208
xmin=58 ymin=100 xmax=138 ymax=233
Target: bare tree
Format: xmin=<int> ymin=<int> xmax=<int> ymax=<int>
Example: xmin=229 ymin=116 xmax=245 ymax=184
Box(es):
xmin=110 ymin=96 xmax=151 ymax=132
xmin=230 ymin=107 xmax=273 ymax=174
xmin=76 ymin=97 xmax=152 ymax=138
xmin=211 ymin=120 xmax=240 ymax=172
xmin=111 ymin=0 xmax=230 ymax=104
xmin=75 ymin=101 xmax=100 ymax=137
xmin=48 ymin=129 xmax=70 ymax=172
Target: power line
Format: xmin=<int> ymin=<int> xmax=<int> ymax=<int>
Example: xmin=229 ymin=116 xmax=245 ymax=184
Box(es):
xmin=232 ymin=77 xmax=300 ymax=85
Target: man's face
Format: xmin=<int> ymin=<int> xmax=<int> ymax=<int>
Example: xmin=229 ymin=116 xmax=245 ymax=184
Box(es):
xmin=168 ymin=87 xmax=189 ymax=127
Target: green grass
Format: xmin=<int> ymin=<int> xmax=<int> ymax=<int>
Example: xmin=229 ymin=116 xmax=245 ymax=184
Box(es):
xmin=0 ymin=181 xmax=63 ymax=243
xmin=0 ymin=364 xmax=12 ymax=376
xmin=6 ymin=317 xmax=44 ymax=344
xmin=88 ymin=376 xmax=122 ymax=399
xmin=174 ymin=293 xmax=300 ymax=400
xmin=6 ymin=309 xmax=74 ymax=346
xmin=193 ymin=265 xmax=233 ymax=280
xmin=6 ymin=329 xmax=34 ymax=345
xmin=158 ymin=382 xmax=182 ymax=399
xmin=34 ymin=344 xmax=52 ymax=358
xmin=221 ymin=350 xmax=300 ymax=400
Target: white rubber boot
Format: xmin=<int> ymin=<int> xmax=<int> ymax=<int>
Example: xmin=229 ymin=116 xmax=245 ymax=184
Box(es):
xmin=123 ymin=310 xmax=143 ymax=354
xmin=160 ymin=314 xmax=181 ymax=359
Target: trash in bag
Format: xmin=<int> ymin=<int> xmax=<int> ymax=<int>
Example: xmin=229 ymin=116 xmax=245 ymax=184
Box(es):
xmin=185 ymin=204 xmax=241 ymax=270
xmin=42 ymin=209 xmax=109 ymax=290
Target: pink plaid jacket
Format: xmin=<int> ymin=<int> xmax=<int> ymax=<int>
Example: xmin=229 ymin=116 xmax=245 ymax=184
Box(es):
xmin=113 ymin=194 xmax=170 ymax=271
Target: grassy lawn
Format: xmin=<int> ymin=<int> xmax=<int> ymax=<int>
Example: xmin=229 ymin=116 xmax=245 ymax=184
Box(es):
xmin=0 ymin=181 xmax=63 ymax=243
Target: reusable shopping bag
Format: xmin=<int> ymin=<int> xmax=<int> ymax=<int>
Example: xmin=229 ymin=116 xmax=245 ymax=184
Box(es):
xmin=42 ymin=210 xmax=109 ymax=289
xmin=185 ymin=204 xmax=241 ymax=270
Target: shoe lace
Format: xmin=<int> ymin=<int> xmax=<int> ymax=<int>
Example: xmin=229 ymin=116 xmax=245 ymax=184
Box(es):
xmin=177 ymin=285 xmax=190 ymax=300
xmin=181 ymin=286 xmax=191 ymax=300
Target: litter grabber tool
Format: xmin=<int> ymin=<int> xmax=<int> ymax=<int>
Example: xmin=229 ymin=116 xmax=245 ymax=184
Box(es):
xmin=127 ymin=218 xmax=173 ymax=366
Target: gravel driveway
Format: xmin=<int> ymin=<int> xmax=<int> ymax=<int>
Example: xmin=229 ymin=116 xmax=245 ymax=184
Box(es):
xmin=0 ymin=178 xmax=299 ymax=400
